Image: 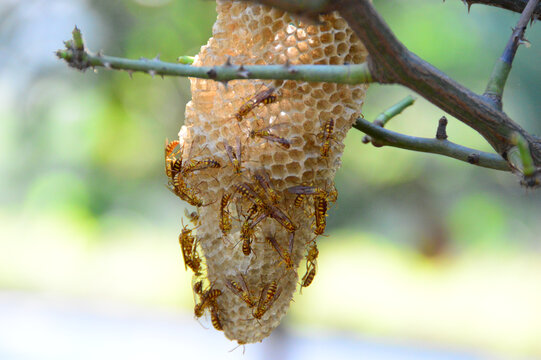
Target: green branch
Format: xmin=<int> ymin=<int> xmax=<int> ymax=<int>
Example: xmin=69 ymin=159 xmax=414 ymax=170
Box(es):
xmin=354 ymin=116 xmax=511 ymax=172
xmin=483 ymin=0 xmax=540 ymax=109
xmin=56 ymin=27 xmax=373 ymax=85
xmin=509 ymin=133 xmax=536 ymax=175
xmin=372 ymin=95 xmax=416 ymax=127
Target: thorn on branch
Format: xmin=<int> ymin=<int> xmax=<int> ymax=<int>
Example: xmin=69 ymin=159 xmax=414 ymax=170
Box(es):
xmin=288 ymin=66 xmax=299 ymax=75
xmin=224 ymin=56 xmax=233 ymax=67
xmin=461 ymin=0 xmax=473 ymax=13
xmin=207 ymin=68 xmax=217 ymax=79
xmin=283 ymin=60 xmax=298 ymax=74
xmin=237 ymin=65 xmax=250 ymax=78
xmin=219 ymin=80 xmax=229 ymax=90
xmin=436 ymin=116 xmax=448 ymax=140
xmin=467 ymin=153 xmax=480 ymax=164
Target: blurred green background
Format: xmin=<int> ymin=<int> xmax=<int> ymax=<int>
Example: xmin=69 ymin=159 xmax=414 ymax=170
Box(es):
xmin=1 ymin=0 xmax=541 ymax=359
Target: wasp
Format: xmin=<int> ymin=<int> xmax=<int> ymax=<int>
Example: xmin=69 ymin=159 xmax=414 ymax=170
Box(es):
xmin=239 ymin=207 xmax=270 ymax=256
xmin=301 ymin=267 xmax=316 ymax=289
xmin=240 ymin=215 xmax=261 ymax=256
xmin=223 ymin=138 xmax=245 ymax=176
xmin=252 ymin=281 xmax=282 ymax=320
xmin=171 ymin=173 xmax=217 ymax=208
xmin=241 ymin=222 xmax=254 ymax=256
xmin=268 ymin=206 xmax=297 ymax=234
xmin=306 ymin=243 xmax=319 ymax=264
xmin=245 ymin=203 xmax=261 ymax=221
xmin=293 ymin=193 xmax=306 ymax=207
xmin=266 ymin=234 xmax=294 ymax=270
xmin=253 ymin=170 xmax=280 ymax=204
xmin=165 ymin=139 xmax=180 ymax=158
xmin=288 ymin=185 xmax=335 ymax=231
xmin=234 ymin=86 xmax=277 ymax=122
xmin=179 ymin=224 xmax=203 ymax=275
xmin=288 ymin=182 xmax=313 ymax=208
xmin=167 ymin=138 xmax=220 ymax=179
xmin=189 ymin=250 xmax=203 ymax=276
xmin=170 ymin=174 xmax=204 ymax=207
xmin=225 ymin=276 xmax=256 ymax=308
xmin=193 ymin=280 xmax=204 ymax=297
xmin=165 ymin=139 xmax=182 ymax=178
xmin=181 ymin=158 xmax=221 ymax=175
xmin=194 ymin=287 xmax=222 ymax=318
xmin=235 ymin=182 xmax=296 ymax=234
xmin=313 ymin=195 xmax=328 ymax=236
xmin=219 ymin=193 xmax=232 ymax=235
xmin=179 ymin=224 xmax=196 ymax=271
xmin=319 ymin=118 xmax=336 ymax=159
xmin=264 ymin=281 xmax=278 ymax=304
xmin=234 ymin=182 xmax=259 ymax=202
xmin=249 ymin=123 xmax=291 ymax=149
xmin=300 ymin=243 xmax=318 ymax=292
xmin=287 ymin=184 xmax=337 ymax=202
xmin=210 ymin=303 xmax=223 ymax=331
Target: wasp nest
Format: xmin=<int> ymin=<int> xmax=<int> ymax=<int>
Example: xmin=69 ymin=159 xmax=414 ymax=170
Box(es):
xmin=166 ymin=0 xmax=368 ymax=344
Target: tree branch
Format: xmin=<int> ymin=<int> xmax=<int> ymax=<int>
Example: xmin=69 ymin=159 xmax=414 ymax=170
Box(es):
xmin=354 ymin=116 xmax=511 ymax=172
xmin=332 ymin=0 xmax=541 ymax=162
xmin=483 ymin=0 xmax=540 ymax=109
xmin=249 ymin=0 xmax=541 ymax=185
xmin=58 ymin=5 xmax=541 ymax=186
xmin=56 ymin=27 xmax=372 ymax=85
xmin=464 ymin=0 xmax=541 ymax=17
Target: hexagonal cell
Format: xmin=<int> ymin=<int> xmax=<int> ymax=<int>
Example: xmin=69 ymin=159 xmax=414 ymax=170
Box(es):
xmin=334 ymin=31 xmax=346 ymax=42
xmin=324 ymin=45 xmax=336 ymax=57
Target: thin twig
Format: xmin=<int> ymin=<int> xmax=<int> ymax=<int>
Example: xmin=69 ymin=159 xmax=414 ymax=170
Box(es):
xmin=483 ymin=0 xmax=540 ymax=109
xmin=373 ymin=95 xmax=416 ymax=127
xmin=353 ymin=117 xmax=511 ymax=172
xmin=361 ymin=95 xmax=416 ymax=144
xmin=56 ymin=27 xmax=373 ymax=85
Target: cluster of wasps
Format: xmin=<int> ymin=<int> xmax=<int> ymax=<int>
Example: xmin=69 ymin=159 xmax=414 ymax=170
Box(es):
xmin=166 ymin=84 xmax=339 ymax=334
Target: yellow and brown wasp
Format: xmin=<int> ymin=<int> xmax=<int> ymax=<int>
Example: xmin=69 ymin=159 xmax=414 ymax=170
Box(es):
xmin=249 ymin=122 xmax=291 ymax=149
xmin=252 ymin=281 xmax=282 ymax=320
xmin=225 ymin=275 xmax=256 ymax=308
xmin=234 ymin=86 xmax=277 ymax=122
